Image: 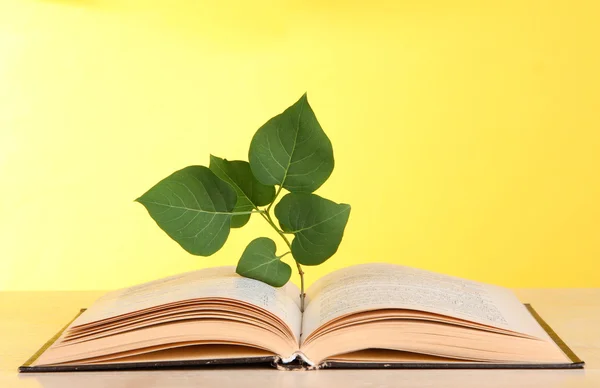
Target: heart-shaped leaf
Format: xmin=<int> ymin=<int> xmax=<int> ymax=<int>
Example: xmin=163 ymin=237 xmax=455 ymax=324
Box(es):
xmin=209 ymin=156 xmax=275 ymax=228
xmin=236 ymin=237 xmax=292 ymax=287
xmin=275 ymin=193 xmax=351 ymax=265
xmin=136 ymin=166 xmax=241 ymax=256
xmin=248 ymin=93 xmax=334 ymax=193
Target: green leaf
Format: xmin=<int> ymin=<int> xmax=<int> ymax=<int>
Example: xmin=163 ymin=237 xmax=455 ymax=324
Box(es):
xmin=249 ymin=93 xmax=334 ymax=193
xmin=209 ymin=156 xmax=275 ymax=228
xmin=236 ymin=237 xmax=292 ymax=287
xmin=275 ymin=193 xmax=351 ymax=266
xmin=136 ymin=165 xmax=240 ymax=256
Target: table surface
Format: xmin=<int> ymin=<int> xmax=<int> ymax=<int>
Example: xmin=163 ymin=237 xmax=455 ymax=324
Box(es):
xmin=0 ymin=289 xmax=599 ymax=387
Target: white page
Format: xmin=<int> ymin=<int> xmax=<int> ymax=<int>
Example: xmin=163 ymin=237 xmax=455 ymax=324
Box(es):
xmin=302 ymin=263 xmax=550 ymax=343
xmin=72 ymin=266 xmax=302 ymax=341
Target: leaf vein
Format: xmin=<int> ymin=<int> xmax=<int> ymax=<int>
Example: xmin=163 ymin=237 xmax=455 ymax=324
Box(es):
xmin=290 ymin=206 xmax=349 ymax=233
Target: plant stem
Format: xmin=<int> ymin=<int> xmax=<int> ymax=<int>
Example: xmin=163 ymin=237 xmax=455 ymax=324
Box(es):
xmin=295 ymin=261 xmax=305 ymax=312
xmin=266 ymin=185 xmax=284 ymax=213
xmin=277 ymin=251 xmax=291 ymax=259
xmin=258 ymin=207 xmax=306 ymax=312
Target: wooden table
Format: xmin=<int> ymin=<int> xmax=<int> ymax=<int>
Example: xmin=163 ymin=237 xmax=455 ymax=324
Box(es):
xmin=1 ymin=289 xmax=599 ymax=387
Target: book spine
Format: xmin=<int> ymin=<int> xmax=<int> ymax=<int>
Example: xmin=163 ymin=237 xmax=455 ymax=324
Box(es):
xmin=272 ymin=352 xmax=319 ymax=371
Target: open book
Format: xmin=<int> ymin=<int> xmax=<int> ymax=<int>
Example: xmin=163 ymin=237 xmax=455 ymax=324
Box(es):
xmin=20 ymin=263 xmax=583 ymax=371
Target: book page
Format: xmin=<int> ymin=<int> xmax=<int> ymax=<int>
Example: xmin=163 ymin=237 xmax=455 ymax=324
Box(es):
xmin=72 ymin=266 xmax=302 ymax=341
xmin=302 ymin=263 xmax=549 ymax=343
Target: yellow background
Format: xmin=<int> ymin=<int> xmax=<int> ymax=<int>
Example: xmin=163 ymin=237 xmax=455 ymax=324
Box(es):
xmin=1 ymin=0 xmax=599 ymax=291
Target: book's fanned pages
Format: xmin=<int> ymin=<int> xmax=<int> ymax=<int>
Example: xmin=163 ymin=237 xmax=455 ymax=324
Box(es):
xmin=19 ymin=304 xmax=584 ymax=372
xmin=319 ymin=305 xmax=583 ymax=370
xmin=19 ymin=310 xmax=276 ymax=372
